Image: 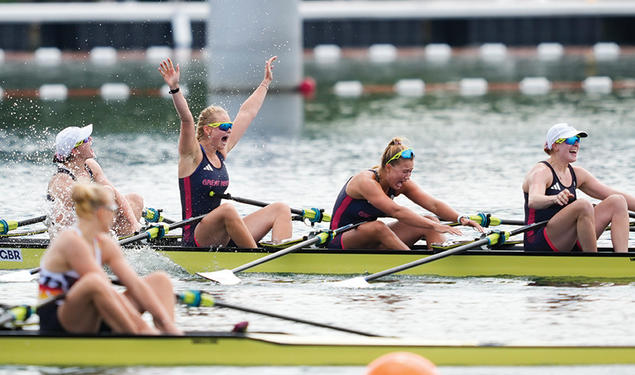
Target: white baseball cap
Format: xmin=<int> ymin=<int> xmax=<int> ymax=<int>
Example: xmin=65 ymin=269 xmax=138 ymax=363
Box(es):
xmin=545 ymin=123 xmax=588 ymax=150
xmin=54 ymin=124 xmax=93 ymax=159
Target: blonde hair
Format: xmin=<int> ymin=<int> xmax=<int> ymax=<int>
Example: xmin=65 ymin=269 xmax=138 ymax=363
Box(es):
xmin=377 ymin=137 xmax=412 ymax=170
xmin=71 ymin=183 xmax=112 ymax=219
xmin=195 ymin=105 xmax=227 ymax=141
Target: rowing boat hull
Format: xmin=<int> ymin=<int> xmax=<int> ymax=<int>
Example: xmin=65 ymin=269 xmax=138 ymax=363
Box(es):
xmin=1 ymin=240 xmax=634 ymax=280
xmin=0 ymin=331 xmax=633 ymax=366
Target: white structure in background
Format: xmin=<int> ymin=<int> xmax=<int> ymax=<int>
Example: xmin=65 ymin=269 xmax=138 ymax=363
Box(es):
xmin=34 ymin=47 xmax=62 ymax=66
xmin=0 ymin=49 xmax=4 ymax=64
xmin=425 ymin=44 xmax=451 ymax=64
xmin=519 ymin=77 xmax=551 ymax=95
xmin=460 ymin=78 xmax=488 ymax=96
xmin=100 ymin=83 xmax=130 ymax=101
xmin=39 ymin=84 xmax=68 ymax=101
xmin=90 ymin=47 xmax=117 ymax=66
xmin=479 ymin=43 xmax=507 ymax=63
xmin=583 ymin=76 xmax=612 ymax=95
xmin=172 ymin=11 xmax=192 ymax=63
xmin=368 ymin=44 xmax=397 ymax=63
xmin=0 ymin=86 xmax=4 ymax=101
xmin=593 ymin=42 xmax=620 ymax=61
xmin=313 ymin=44 xmax=341 ymax=64
xmin=394 ymin=79 xmax=425 ymax=97
xmin=207 ymin=0 xmax=301 ymax=91
xmin=146 ymin=46 xmax=172 ymax=64
xmin=334 ymin=81 xmax=363 ymax=97
xmin=537 ymin=43 xmax=563 ymax=61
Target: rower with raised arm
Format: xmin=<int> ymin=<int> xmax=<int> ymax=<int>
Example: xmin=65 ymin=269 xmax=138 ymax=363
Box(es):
xmin=38 ymin=183 xmax=181 ymax=334
xmin=46 ymin=124 xmax=143 ymax=239
xmin=523 ymin=123 xmax=634 ymax=252
xmin=158 ymin=57 xmax=292 ymax=248
xmin=328 ymin=137 xmax=483 ymax=250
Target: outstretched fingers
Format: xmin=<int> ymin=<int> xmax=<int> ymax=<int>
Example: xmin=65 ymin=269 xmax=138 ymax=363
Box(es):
xmin=264 ymin=56 xmax=277 ymax=81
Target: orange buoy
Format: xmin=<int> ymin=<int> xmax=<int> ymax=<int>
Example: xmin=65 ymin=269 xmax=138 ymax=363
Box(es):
xmin=366 ymin=352 xmax=438 ymax=375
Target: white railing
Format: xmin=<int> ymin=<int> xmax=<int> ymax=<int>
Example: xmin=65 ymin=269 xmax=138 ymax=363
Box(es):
xmin=0 ymin=1 xmax=634 ymax=23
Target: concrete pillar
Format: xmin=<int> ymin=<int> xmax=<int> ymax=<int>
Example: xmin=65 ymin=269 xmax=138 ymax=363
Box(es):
xmin=207 ymin=0 xmax=302 ymax=91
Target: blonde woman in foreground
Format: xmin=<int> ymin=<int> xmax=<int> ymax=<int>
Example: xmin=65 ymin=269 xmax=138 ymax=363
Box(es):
xmin=37 ymin=183 xmax=181 ymax=334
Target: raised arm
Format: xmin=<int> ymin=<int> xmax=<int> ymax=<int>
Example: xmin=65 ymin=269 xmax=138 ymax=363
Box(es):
xmin=158 ymin=59 xmax=199 ymax=162
xmin=226 ymin=56 xmax=277 ymax=153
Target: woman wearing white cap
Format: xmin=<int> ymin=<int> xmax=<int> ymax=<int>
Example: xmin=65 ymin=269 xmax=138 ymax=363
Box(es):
xmin=47 ymin=124 xmax=143 ymax=239
xmin=158 ymin=57 xmax=292 ymax=248
xmin=522 ymin=123 xmax=634 ymax=252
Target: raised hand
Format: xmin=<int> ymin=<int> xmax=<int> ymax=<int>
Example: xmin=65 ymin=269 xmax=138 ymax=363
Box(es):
xmin=158 ymin=58 xmax=180 ymax=89
xmin=263 ymin=56 xmax=277 ymax=85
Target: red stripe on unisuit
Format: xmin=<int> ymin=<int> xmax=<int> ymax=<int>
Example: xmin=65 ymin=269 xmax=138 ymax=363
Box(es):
xmin=331 ymin=195 xmax=353 ymax=229
xmin=183 ymin=176 xmax=193 ymax=240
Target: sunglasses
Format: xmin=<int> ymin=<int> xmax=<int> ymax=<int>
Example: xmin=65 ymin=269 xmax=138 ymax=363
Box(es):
xmin=555 ymin=136 xmax=580 ymax=146
xmin=206 ymin=122 xmax=233 ymax=131
xmin=74 ymin=137 xmax=91 ymax=148
xmin=101 ymin=203 xmax=119 ymax=212
xmin=385 ymin=148 xmax=415 ymax=165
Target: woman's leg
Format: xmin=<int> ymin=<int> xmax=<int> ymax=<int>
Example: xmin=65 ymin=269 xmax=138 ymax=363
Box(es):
xmin=242 ymin=202 xmax=292 ymax=243
xmin=340 ymin=221 xmax=410 ymax=250
xmin=194 ymin=203 xmax=257 ymax=248
xmin=389 ymin=215 xmax=443 ymax=248
xmin=58 ymin=272 xmax=157 ymax=334
xmin=544 ymin=199 xmax=596 ymax=252
xmin=593 ymin=194 xmax=629 ymax=252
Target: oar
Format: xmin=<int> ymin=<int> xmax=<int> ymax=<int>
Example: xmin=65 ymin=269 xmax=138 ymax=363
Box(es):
xmin=0 ymin=214 xmax=207 ymax=283
xmin=449 ymin=213 xmax=524 ymax=227
xmin=197 ymin=222 xmax=364 ymax=285
xmin=0 ymin=215 xmax=47 ymax=235
xmin=0 ymin=293 xmax=64 ymax=328
xmin=177 ymin=290 xmax=381 ymax=337
xmin=337 ymin=220 xmax=549 ymax=288
xmin=141 ymin=208 xmax=175 ymax=224
xmin=211 ymin=192 xmax=331 ymax=223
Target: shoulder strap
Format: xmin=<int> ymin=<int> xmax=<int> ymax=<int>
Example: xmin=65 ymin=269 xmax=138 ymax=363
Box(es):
xmin=56 ymin=166 xmax=76 ymax=181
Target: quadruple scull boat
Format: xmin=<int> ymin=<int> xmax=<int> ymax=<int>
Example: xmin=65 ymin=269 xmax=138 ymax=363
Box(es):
xmin=1 ymin=330 xmax=634 ymax=366
xmin=1 ymin=237 xmax=633 ymax=281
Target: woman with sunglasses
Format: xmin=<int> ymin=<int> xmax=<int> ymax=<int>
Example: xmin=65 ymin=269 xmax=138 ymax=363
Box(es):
xmin=38 ymin=183 xmax=181 ymax=334
xmin=47 ymin=125 xmax=143 ymax=239
xmin=328 ymin=138 xmax=483 ymax=250
xmin=522 ymin=123 xmax=634 ymax=252
xmin=158 ymin=57 xmax=292 ymax=248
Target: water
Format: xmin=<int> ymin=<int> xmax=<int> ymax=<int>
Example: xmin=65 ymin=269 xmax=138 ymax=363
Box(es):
xmin=0 ymin=54 xmax=634 ymax=374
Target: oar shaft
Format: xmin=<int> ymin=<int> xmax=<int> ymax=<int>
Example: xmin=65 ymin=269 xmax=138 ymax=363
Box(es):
xmin=232 ymin=236 xmax=321 ymax=273
xmin=219 ymin=193 xmax=304 ymax=216
xmin=364 ymin=220 xmax=549 ymax=282
xmin=119 ymin=214 xmax=205 ymax=246
xmin=232 ymin=222 xmax=362 ymax=273
xmin=213 ymin=300 xmax=380 ymax=337
xmin=17 ymin=215 xmax=47 ymax=227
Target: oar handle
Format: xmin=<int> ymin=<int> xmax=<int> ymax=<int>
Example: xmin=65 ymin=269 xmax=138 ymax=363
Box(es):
xmin=363 ymin=220 xmax=548 ymax=282
xmin=177 ymin=290 xmax=381 ymax=337
xmin=0 ymin=215 xmax=47 ymax=234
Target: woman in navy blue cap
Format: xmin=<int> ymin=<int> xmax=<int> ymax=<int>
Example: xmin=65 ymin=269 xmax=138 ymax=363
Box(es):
xmin=522 ymin=123 xmax=634 ymax=252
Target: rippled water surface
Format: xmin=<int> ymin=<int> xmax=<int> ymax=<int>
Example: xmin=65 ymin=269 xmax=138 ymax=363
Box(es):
xmin=0 ymin=54 xmax=634 ymax=374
